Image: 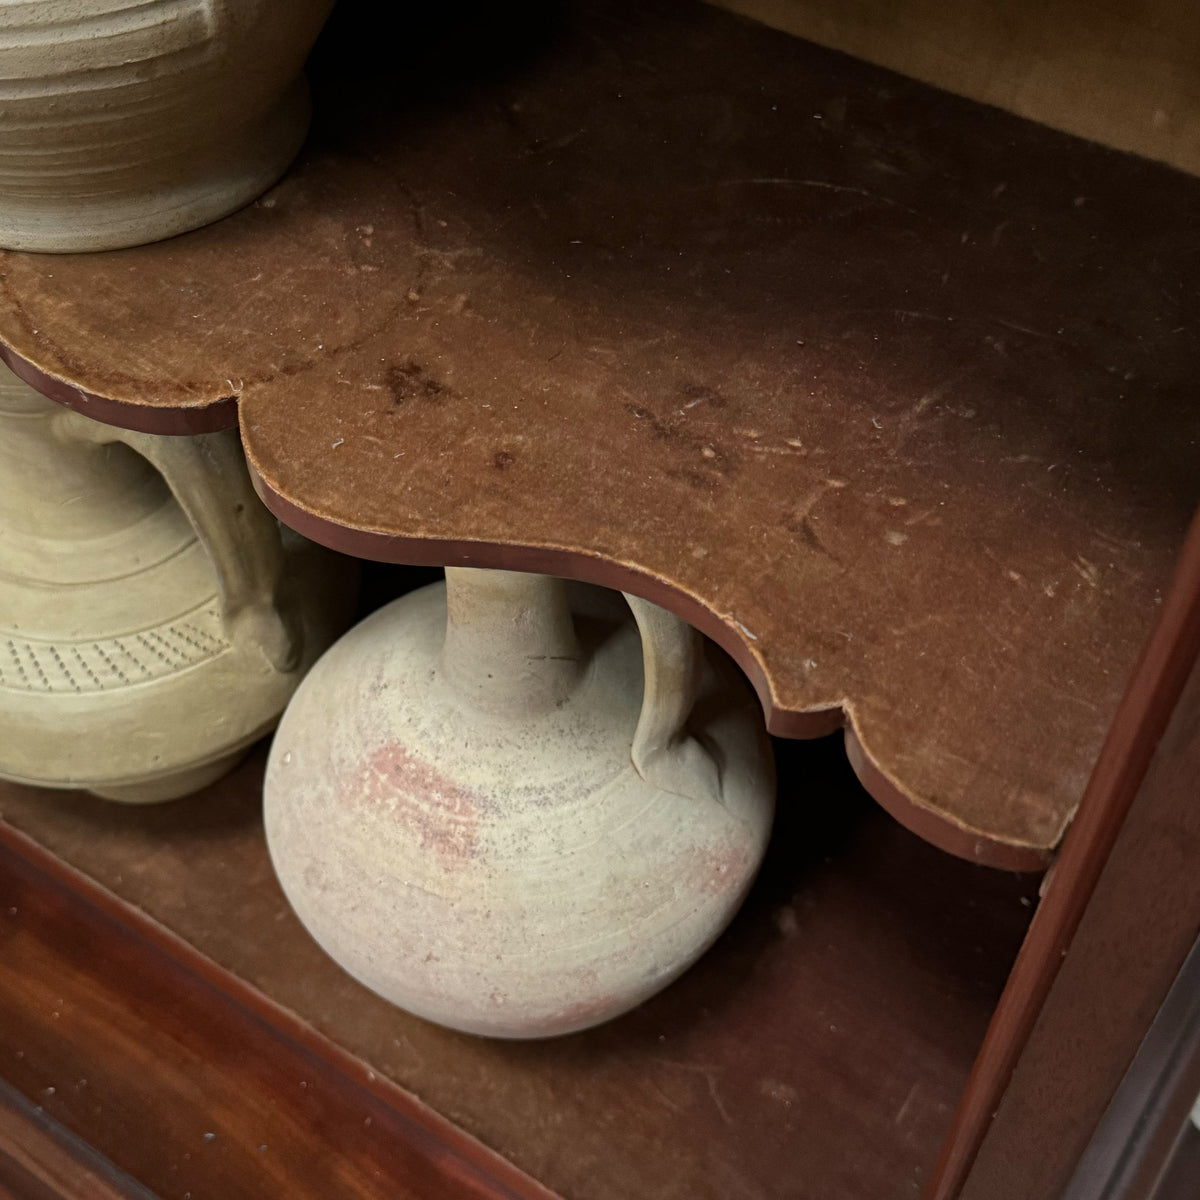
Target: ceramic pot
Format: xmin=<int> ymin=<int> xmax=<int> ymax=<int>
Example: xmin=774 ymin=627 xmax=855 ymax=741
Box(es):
xmin=0 ymin=362 xmax=352 ymax=801
xmin=265 ymin=568 xmax=775 ymax=1038
xmin=0 ymin=0 xmax=335 ymax=252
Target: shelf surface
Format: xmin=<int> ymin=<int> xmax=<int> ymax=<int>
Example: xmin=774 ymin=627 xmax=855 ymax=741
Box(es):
xmin=1 ymin=0 xmax=1197 ymax=864
xmin=0 ymin=736 xmax=1035 ymax=1200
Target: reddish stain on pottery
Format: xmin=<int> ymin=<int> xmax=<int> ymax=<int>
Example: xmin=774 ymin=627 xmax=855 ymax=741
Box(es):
xmin=358 ymin=743 xmax=481 ymax=871
xmin=538 ymin=992 xmax=624 ymax=1036
xmin=687 ymin=837 xmax=754 ymax=897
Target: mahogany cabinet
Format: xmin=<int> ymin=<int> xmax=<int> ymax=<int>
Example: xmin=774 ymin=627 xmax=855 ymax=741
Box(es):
xmin=1 ymin=2 xmax=1197 ymax=1196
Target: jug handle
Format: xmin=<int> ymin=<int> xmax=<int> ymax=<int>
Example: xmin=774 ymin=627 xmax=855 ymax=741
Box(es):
xmin=623 ymin=593 xmax=723 ymax=806
xmin=53 ymin=414 xmax=300 ymax=673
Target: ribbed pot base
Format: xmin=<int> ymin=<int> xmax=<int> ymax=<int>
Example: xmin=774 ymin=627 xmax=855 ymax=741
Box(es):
xmin=0 ymin=82 xmax=310 ymax=253
xmin=89 ymin=747 xmax=250 ymax=805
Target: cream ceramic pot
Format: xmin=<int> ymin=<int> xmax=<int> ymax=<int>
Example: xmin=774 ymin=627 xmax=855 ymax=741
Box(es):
xmin=0 ymin=362 xmax=350 ymax=801
xmin=0 ymin=0 xmax=335 ymax=252
xmin=265 ymin=568 xmax=775 ymax=1038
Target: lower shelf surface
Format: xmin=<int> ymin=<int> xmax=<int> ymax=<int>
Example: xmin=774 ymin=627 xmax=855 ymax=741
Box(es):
xmin=0 ymin=736 xmax=1035 ymax=1199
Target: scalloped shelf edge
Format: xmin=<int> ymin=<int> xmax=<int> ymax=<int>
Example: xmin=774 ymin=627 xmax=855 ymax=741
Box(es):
xmin=0 ymin=342 xmax=1054 ymax=872
xmin=0 ymin=345 xmax=237 ymax=435
xmin=247 ymin=453 xmax=1055 ymax=875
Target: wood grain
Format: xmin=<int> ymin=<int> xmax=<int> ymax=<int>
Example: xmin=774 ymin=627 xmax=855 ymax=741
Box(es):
xmin=0 ymin=1077 xmax=156 ymax=1200
xmin=0 ymin=818 xmax=558 ymax=1200
xmin=1 ymin=0 xmax=1196 ymax=864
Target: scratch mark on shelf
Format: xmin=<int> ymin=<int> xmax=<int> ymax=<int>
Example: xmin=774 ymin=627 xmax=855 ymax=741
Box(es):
xmin=890 ymin=367 xmax=973 ymax=457
xmin=993 ymin=318 xmax=1061 ymax=342
xmin=895 ymin=1082 xmax=920 ymax=1126
xmin=652 ymin=1059 xmax=734 ymax=1126
xmin=716 ymin=178 xmax=918 ymax=214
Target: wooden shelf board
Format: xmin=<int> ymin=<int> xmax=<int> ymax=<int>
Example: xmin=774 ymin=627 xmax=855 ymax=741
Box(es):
xmin=1 ymin=0 xmax=1196 ymax=863
xmin=0 ymin=734 xmax=1036 ymax=1200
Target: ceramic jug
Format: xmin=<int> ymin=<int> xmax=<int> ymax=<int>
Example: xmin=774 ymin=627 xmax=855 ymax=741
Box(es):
xmin=0 ymin=0 xmax=335 ymax=252
xmin=265 ymin=568 xmax=775 ymax=1038
xmin=0 ymin=363 xmax=350 ymax=801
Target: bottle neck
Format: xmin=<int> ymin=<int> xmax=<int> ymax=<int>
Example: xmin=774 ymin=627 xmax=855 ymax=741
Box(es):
xmin=441 ymin=568 xmax=583 ymax=716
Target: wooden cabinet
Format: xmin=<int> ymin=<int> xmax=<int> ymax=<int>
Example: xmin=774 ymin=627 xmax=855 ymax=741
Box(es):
xmin=0 ymin=1 xmax=1197 ymax=1195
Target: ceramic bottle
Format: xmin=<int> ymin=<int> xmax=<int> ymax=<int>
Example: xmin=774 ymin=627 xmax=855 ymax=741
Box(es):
xmin=265 ymin=567 xmax=775 ymax=1037
xmin=0 ymin=362 xmax=350 ymax=801
xmin=0 ymin=0 xmax=335 ymax=252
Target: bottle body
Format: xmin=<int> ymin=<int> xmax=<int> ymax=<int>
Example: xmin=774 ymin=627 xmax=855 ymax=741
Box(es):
xmin=266 ymin=572 xmax=775 ymax=1037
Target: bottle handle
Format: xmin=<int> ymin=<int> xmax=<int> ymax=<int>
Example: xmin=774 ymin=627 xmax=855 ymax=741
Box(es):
xmin=53 ymin=412 xmax=300 ymax=672
xmin=623 ymin=593 xmax=722 ymax=805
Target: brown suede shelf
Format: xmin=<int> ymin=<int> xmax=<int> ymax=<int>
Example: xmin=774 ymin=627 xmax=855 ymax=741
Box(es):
xmin=1 ymin=0 xmax=1197 ymax=868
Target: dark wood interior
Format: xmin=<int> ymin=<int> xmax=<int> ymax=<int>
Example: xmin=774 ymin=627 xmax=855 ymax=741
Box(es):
xmin=1 ymin=3 xmax=1198 ymax=1198
xmin=931 ymin=512 xmax=1200 ymax=1198
xmin=962 ymin=541 xmax=1200 ymax=1200
xmin=705 ymin=0 xmax=1200 ymax=177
